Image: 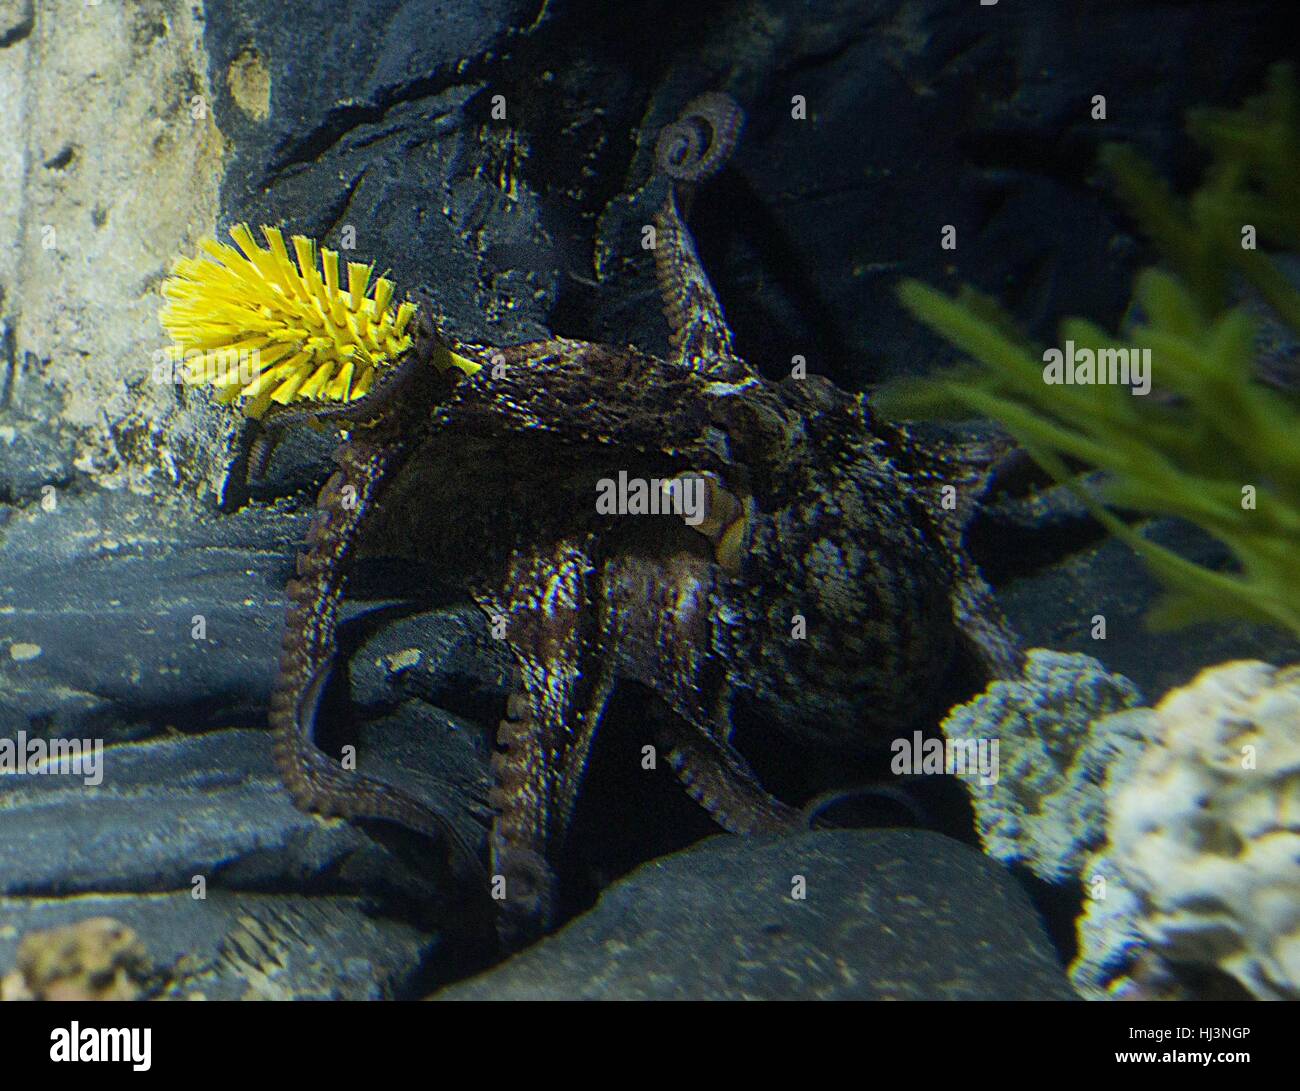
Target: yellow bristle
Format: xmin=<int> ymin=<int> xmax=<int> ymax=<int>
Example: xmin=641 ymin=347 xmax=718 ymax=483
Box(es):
xmin=159 ymin=224 xmax=478 ymax=419
xmin=271 ymin=368 xmax=311 ymax=405
xmin=321 ymin=248 xmax=340 ymax=300
xmin=449 ymin=350 xmax=482 ymax=377
xmin=298 ymin=360 xmax=336 ymax=400
xmin=325 ymin=359 xmax=355 ymax=401
xmin=394 ymin=301 xmax=416 ymax=337
xmin=320 ymin=248 xmax=350 ymax=329
xmin=261 ymin=227 xmax=306 ymax=301
xmin=230 ymin=223 xmax=281 ymax=288
xmin=240 ymin=359 xmax=296 ymax=399
xmin=350 ymin=305 xmax=372 ymax=342
xmin=347 ymin=263 xmax=371 ymax=313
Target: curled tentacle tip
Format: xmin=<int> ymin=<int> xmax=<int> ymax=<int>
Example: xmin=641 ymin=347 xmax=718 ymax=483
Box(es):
xmin=654 ymin=92 xmax=745 ymax=184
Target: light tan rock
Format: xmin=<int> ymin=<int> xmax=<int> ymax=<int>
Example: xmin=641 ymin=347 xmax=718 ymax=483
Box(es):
xmin=1 ymin=916 xmax=151 ymax=1000
xmin=1073 ymin=660 xmax=1300 ymax=1000
xmin=0 ymin=1 xmax=230 ymax=498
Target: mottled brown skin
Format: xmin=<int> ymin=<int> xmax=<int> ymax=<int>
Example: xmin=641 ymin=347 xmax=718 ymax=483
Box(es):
xmin=260 ymin=94 xmax=1022 ymax=942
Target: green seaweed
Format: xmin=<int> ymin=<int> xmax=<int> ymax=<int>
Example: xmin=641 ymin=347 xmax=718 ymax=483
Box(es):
xmin=878 ymin=65 xmax=1300 ymax=638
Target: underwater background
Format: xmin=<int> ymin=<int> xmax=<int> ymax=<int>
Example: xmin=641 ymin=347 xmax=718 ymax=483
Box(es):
xmin=0 ymin=0 xmax=1296 ymax=1001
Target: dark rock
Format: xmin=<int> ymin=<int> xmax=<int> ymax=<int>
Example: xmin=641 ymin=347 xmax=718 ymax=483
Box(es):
xmin=0 ymin=488 xmax=308 ymax=740
xmin=1000 ymin=518 xmax=1300 ymax=698
xmin=348 ymin=601 xmax=514 ymax=729
xmin=0 ymin=728 xmax=470 ymax=899
xmin=0 ymin=726 xmax=489 ymax=999
xmin=353 ymin=698 xmax=494 ymax=835
xmin=0 ymin=411 xmax=73 ymax=506
xmin=205 ymin=0 xmax=555 ymax=348
xmin=437 ymin=829 xmax=1077 ymax=1000
xmin=0 ymin=892 xmax=438 ymax=1001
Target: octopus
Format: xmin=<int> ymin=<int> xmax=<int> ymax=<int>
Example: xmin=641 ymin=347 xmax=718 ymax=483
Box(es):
xmin=253 ymin=92 xmax=1023 ymax=943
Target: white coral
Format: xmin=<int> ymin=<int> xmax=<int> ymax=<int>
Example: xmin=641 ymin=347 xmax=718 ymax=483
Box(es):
xmin=944 ymin=649 xmax=1150 ymax=881
xmin=1073 ymin=661 xmax=1300 ymax=1000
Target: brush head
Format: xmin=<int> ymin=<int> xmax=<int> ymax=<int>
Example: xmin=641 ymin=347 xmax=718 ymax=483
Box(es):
xmin=159 ymin=224 xmax=478 ymax=419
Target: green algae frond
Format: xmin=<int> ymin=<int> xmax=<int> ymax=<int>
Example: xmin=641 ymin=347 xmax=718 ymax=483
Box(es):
xmin=878 ymin=65 xmax=1300 ymax=638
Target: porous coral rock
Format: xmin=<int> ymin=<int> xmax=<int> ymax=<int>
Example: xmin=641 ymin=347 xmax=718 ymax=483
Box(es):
xmin=943 ymin=648 xmax=1152 ymax=881
xmin=1072 ymin=660 xmax=1300 ymax=1000
xmin=0 ymin=916 xmax=152 ymax=1001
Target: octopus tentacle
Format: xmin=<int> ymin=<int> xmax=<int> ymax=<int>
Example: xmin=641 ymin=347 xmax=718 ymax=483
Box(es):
xmin=892 ymin=424 xmax=1026 ymax=680
xmin=652 ymin=93 xmax=749 ymax=379
xmin=245 ymin=424 xmax=281 ymax=483
xmin=246 ymin=307 xmax=464 ymax=487
xmin=599 ymin=533 xmax=795 ymax=833
xmin=472 ymin=536 xmax=613 ymax=942
xmin=488 ymin=678 xmax=559 ymax=945
xmin=653 ymin=714 xmax=800 ymax=834
xmin=654 ymin=91 xmax=745 ymax=187
xmin=653 ymin=191 xmax=746 ymax=378
xmin=949 ymin=554 xmax=1026 ymax=681
xmin=269 ymin=438 xmax=483 ymax=877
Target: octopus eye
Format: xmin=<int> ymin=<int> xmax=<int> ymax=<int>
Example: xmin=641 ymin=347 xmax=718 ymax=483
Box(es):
xmin=665 ymin=470 xmax=751 ymax=574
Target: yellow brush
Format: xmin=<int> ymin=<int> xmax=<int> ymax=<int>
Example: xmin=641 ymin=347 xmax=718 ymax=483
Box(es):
xmin=159 ymin=224 xmax=479 ymax=419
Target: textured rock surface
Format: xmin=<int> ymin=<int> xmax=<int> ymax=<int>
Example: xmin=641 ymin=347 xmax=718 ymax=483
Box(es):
xmin=0 ymin=0 xmax=229 ymax=495
xmin=0 ymin=892 xmax=440 ymax=1001
xmin=348 ymin=602 xmax=515 ymax=729
xmin=438 ymin=829 xmax=1077 ymax=1000
xmin=0 ymin=488 xmax=308 ymax=740
xmin=205 ymin=0 xmax=553 ymax=352
xmin=944 ymin=649 xmax=1154 ymax=882
xmin=0 ymin=402 xmax=73 ymax=505
xmin=0 ymin=724 xmax=490 ymax=999
xmin=0 ymin=917 xmax=152 ymax=1001
xmin=1073 ymin=661 xmax=1300 ymax=1001
xmin=0 ymin=728 xmax=483 ymax=896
